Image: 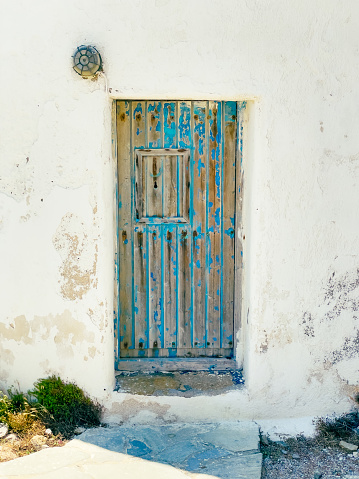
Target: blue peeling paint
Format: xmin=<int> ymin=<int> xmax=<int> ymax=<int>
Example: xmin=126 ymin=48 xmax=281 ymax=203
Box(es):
xmin=215 ymin=208 xmax=220 ymax=226
xmin=225 ymin=228 xmax=234 ymax=238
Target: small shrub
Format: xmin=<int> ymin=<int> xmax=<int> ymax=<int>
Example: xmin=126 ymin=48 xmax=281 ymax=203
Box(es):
xmin=29 ymin=376 xmax=102 ymax=438
xmin=315 ymin=412 xmax=359 ymax=445
xmin=7 ymin=390 xmax=28 ymax=413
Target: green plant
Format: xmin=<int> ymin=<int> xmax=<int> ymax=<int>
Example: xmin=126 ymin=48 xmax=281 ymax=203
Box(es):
xmin=7 ymin=390 xmax=27 ymax=413
xmin=29 ymin=376 xmax=102 ymax=438
xmin=0 ymin=392 xmax=12 ymax=423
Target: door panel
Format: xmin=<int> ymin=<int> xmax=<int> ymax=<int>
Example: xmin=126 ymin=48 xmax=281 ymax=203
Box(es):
xmin=116 ymin=100 xmax=244 ymax=360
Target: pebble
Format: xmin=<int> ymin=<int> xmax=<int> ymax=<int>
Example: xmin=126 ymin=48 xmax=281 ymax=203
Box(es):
xmin=74 ymin=426 xmax=86 ymax=435
xmin=30 ymin=435 xmax=47 ymax=447
xmin=353 ymin=451 xmax=359 ymax=458
xmin=339 ymin=440 xmax=358 ymax=451
xmin=313 ymin=472 xmax=322 ymax=479
xmin=45 ymin=428 xmax=52 ymax=436
xmin=0 ymin=446 xmax=17 ymax=461
xmin=0 ymin=423 xmax=8 ymax=439
xmin=292 ymin=453 xmax=300 ymax=459
xmin=5 ymin=433 xmax=19 ymax=443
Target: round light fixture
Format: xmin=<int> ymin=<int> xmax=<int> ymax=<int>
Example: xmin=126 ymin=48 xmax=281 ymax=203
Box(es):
xmin=73 ymin=45 xmax=102 ymax=78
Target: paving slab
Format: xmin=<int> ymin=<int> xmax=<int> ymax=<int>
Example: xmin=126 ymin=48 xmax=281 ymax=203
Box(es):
xmin=0 ymin=422 xmax=262 ymax=479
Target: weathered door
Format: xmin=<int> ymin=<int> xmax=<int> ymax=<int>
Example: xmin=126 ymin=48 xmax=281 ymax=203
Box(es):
xmin=116 ymin=100 xmax=245 ymax=362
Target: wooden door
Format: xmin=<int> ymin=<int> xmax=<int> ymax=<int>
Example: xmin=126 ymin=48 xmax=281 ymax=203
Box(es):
xmin=115 ymin=100 xmax=245 ymax=362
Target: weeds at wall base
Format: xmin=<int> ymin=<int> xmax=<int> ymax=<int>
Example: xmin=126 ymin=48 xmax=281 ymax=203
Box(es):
xmin=0 ymin=375 xmax=103 ymax=440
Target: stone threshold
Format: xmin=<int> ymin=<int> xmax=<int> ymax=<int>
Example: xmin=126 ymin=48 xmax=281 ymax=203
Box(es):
xmin=115 ymin=366 xmax=245 ymax=398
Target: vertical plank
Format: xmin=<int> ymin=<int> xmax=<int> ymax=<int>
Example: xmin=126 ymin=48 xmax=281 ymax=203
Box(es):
xmin=146 ymin=154 xmax=163 ymax=217
xmin=177 ymin=102 xmax=192 ymax=351
xmin=163 ymin=154 xmax=178 ymax=218
xmin=179 ymin=102 xmax=192 ymax=224
xmin=222 ymin=101 xmax=237 ymax=349
xmin=163 ymin=102 xmax=177 ymax=147
xmin=177 ymin=225 xmax=191 ymax=349
xmin=192 ymin=101 xmax=207 ymax=349
xmin=147 ymin=101 xmax=162 ymax=148
xmin=147 ymin=101 xmax=162 ymax=218
xmin=117 ymin=101 xmax=133 ymax=357
xmin=133 ymin=224 xmax=148 ymax=354
xmin=182 ymin=152 xmax=190 ymax=221
xmin=163 ymin=225 xmax=177 ymax=349
xmin=134 ymin=151 xmax=143 ymax=220
xmin=132 ymin=101 xmax=148 ymax=352
xmin=148 ymin=225 xmax=163 ymax=354
xmin=207 ymin=101 xmax=222 ymax=350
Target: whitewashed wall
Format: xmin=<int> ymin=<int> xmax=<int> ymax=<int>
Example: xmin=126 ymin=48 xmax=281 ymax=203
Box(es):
xmin=1 ymin=0 xmax=358 ymax=422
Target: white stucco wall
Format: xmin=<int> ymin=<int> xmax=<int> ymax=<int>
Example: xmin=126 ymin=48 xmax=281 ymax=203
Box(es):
xmin=1 ymin=0 xmax=359 ymax=422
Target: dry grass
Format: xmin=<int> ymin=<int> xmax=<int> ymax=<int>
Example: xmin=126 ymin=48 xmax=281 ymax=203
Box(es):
xmin=0 ymin=417 xmax=67 ymax=461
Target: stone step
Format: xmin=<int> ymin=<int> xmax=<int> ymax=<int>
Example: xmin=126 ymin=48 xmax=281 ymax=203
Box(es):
xmin=77 ymin=421 xmax=262 ymax=479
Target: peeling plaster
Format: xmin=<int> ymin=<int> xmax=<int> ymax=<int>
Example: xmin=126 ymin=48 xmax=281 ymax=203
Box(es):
xmin=299 ymin=268 xmax=359 ymax=384
xmin=108 ymin=398 xmax=172 ymax=423
xmin=1 ymin=311 xmax=95 ymax=359
xmin=0 ymin=316 xmax=32 ymax=345
xmin=53 ymin=213 xmax=98 ymax=300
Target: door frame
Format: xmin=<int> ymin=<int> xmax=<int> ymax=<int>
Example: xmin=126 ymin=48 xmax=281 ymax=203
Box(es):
xmin=112 ymin=99 xmax=247 ymax=371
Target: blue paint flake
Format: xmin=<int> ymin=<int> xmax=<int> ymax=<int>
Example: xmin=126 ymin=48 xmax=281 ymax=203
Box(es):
xmin=196 ymin=260 xmax=201 ymax=268
xmin=197 ymin=159 xmax=205 ymax=177
xmin=215 ymin=208 xmax=220 ymax=226
xmin=225 ymin=228 xmax=234 ymax=238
